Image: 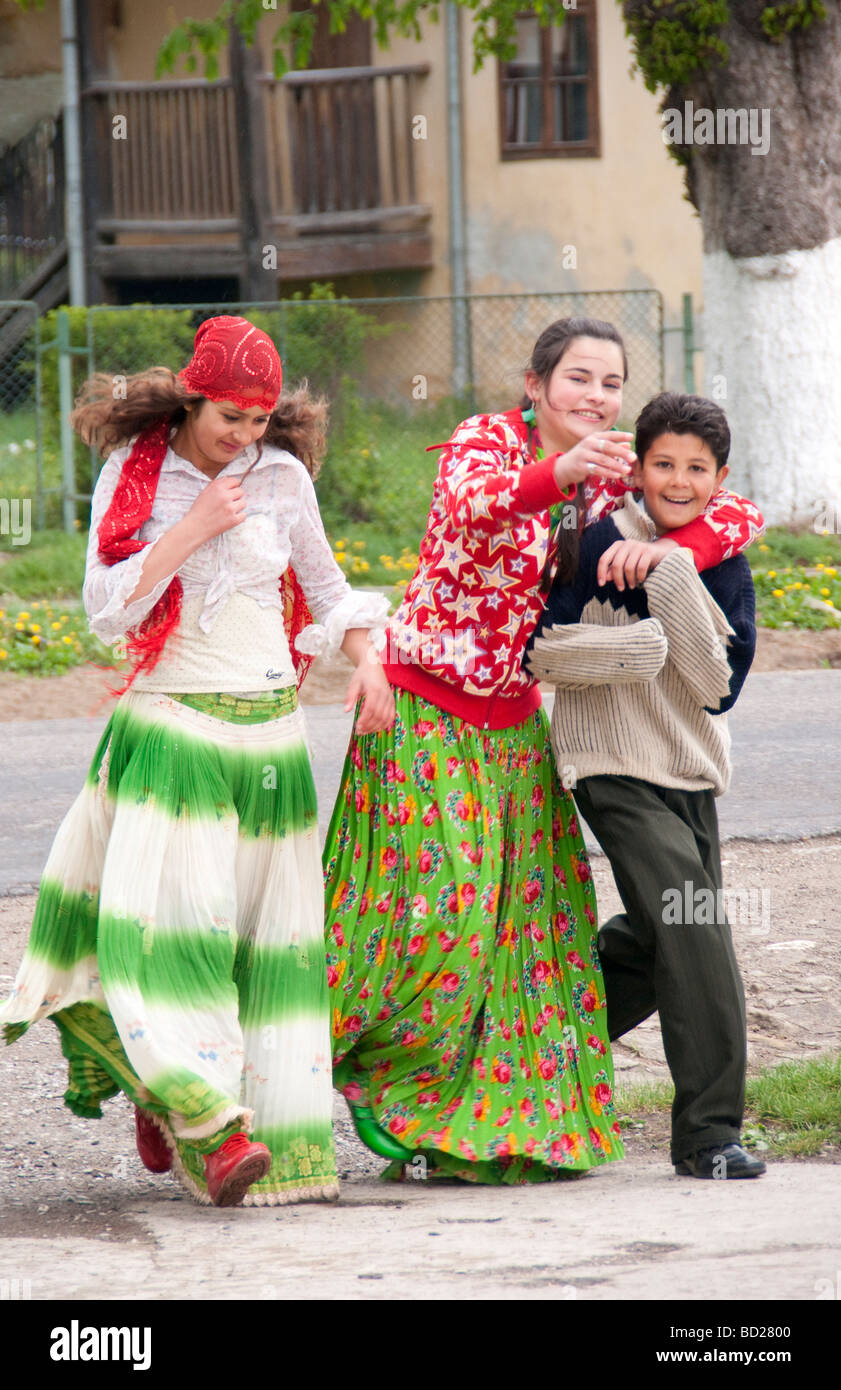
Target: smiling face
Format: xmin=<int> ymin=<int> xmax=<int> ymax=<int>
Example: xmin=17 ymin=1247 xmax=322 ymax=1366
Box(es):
xmin=172 ymin=399 xmax=273 ymax=477
xmin=525 ymin=336 xmax=625 ymax=453
xmin=635 ymin=431 xmax=728 ymax=532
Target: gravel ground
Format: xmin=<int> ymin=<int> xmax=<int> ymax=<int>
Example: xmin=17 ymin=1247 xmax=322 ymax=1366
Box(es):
xmin=1 ymin=838 xmax=839 ymax=1306
xmin=2 ymin=835 xmax=839 ymax=1213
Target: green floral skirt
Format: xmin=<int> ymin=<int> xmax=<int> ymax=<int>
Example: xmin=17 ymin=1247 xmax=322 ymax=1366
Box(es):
xmin=323 ymin=689 xmax=624 ymax=1183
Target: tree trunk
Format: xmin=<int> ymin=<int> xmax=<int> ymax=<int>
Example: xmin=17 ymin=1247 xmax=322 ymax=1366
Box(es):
xmin=632 ymin=1 xmax=841 ymax=526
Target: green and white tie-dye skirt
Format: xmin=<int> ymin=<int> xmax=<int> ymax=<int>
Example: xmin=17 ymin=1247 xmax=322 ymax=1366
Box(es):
xmin=0 ymin=688 xmax=338 ymax=1206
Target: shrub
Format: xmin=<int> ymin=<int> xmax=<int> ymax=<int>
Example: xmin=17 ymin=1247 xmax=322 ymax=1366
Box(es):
xmin=34 ymin=305 xmax=196 ymax=520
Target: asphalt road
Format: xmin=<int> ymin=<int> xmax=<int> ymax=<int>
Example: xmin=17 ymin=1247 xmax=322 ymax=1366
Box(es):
xmin=1 ymin=671 xmax=839 ymax=1312
xmin=0 ymin=670 xmax=838 ymax=895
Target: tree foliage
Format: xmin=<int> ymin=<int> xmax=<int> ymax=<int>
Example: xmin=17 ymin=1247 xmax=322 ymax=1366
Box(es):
xmin=152 ymin=0 xmax=572 ymax=79
xmin=621 ymin=0 xmax=832 ymax=98
xmin=6 ymin=0 xmax=832 ymax=77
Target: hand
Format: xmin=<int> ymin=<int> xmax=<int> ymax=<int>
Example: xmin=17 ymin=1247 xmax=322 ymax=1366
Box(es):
xmin=551 ymin=432 xmax=636 ymax=492
xmin=345 ymin=655 xmax=396 ymax=734
xmin=185 ymin=476 xmax=247 ymax=543
xmin=597 ymin=536 xmax=679 ymax=591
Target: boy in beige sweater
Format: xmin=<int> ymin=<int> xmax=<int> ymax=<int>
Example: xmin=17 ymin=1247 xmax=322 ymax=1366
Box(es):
xmin=527 ymin=392 xmax=763 ymax=1179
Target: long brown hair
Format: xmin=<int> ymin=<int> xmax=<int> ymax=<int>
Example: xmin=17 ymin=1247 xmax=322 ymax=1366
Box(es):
xmin=71 ymin=367 xmax=328 ymax=477
xmin=521 ymin=317 xmax=628 ymax=587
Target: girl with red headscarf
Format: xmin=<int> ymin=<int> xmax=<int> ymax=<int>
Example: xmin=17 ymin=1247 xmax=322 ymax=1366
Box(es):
xmin=1 ymin=316 xmax=394 ymax=1207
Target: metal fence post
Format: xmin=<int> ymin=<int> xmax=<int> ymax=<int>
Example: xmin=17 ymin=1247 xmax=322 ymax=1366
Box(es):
xmin=57 ymin=307 xmax=76 ymax=532
xmin=34 ymin=313 xmax=45 ymax=530
xmin=682 ymin=293 xmax=695 ymax=394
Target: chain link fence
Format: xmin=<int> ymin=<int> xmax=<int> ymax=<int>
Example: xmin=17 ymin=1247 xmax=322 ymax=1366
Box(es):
xmin=0 ymin=300 xmax=47 ymax=527
xmin=0 ymin=291 xmax=663 ymax=531
xmin=86 ymin=289 xmax=662 ymax=421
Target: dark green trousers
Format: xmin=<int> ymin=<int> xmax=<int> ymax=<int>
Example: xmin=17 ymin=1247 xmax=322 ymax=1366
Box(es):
xmin=573 ymin=774 xmax=747 ymax=1164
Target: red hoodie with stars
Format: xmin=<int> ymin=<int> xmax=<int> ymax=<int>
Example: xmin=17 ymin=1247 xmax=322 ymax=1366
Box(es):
xmin=382 ymin=409 xmax=765 ymax=729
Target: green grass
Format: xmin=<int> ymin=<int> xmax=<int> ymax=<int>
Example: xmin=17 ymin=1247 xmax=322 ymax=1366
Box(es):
xmin=5 ymin=383 xmax=841 ymax=661
xmin=614 ymin=1079 xmax=674 ymax=1131
xmin=751 ymin=532 xmax=841 ymax=631
xmin=0 ymin=530 xmax=88 ymax=599
xmin=0 ymin=408 xmax=64 ymax=529
xmin=614 ymin=1052 xmax=841 ymax=1159
xmin=0 ymin=598 xmax=110 ymax=674
xmin=753 ymin=528 xmax=841 ymax=569
xmin=744 ymin=1052 xmax=841 ymax=1158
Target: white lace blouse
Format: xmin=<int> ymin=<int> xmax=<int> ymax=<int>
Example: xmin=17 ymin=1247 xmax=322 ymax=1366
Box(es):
xmin=83 ymin=437 xmax=388 ymax=692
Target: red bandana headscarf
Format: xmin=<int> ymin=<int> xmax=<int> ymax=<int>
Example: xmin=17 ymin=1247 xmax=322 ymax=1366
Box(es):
xmin=97 ymin=315 xmax=314 ymax=689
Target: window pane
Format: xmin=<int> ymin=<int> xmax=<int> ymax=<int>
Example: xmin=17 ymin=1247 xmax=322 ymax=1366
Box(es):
xmin=512 ymin=15 xmax=541 ymax=73
xmin=505 ymin=82 xmax=543 ymax=145
xmin=501 ymin=6 xmax=597 ymax=154
xmin=553 ymin=80 xmax=589 ymax=142
xmin=551 ymin=16 xmax=588 ymax=78
xmin=503 ymin=17 xmax=543 ymax=145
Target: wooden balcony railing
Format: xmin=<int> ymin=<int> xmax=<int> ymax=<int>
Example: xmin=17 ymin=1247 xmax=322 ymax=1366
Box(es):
xmin=84 ymin=79 xmax=241 ymax=231
xmin=83 ymin=63 xmax=429 ymax=237
xmin=261 ymin=64 xmax=428 ymax=231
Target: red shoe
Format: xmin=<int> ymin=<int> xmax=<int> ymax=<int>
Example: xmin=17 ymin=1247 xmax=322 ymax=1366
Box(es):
xmin=135 ymin=1107 xmax=172 ymax=1174
xmin=204 ymin=1133 xmax=272 ymax=1207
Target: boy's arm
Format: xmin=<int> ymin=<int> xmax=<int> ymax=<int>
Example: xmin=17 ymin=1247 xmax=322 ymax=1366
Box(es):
xmin=526 ymin=520 xmax=667 ymax=688
xmin=696 ymin=556 xmax=757 ymax=711
xmin=643 ymin=549 xmax=756 ymax=711
xmin=526 ymin=618 xmax=668 ymax=689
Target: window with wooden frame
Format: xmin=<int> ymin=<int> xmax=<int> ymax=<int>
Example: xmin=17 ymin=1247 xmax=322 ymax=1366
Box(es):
xmin=499 ymin=4 xmax=600 ymax=159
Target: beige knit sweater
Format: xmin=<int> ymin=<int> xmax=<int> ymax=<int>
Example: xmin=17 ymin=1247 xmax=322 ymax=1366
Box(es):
xmin=528 ymin=498 xmax=738 ymax=795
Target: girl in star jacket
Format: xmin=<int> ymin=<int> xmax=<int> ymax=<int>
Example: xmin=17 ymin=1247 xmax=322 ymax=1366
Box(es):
xmin=323 ymin=317 xmax=763 ymax=1183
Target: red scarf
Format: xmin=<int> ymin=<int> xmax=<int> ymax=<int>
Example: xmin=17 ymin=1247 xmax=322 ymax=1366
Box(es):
xmin=97 ymin=418 xmax=315 ymax=690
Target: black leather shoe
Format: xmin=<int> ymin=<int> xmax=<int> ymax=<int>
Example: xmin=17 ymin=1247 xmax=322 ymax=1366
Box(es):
xmin=675 ymin=1142 xmax=766 ymax=1179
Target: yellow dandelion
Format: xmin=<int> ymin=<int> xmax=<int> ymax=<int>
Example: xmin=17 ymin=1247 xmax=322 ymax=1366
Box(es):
xmin=360 ymin=448 xmax=370 ymax=458
xmin=793 ymin=582 xmax=803 ymax=590
xmin=51 ymin=621 xmax=61 ymax=630
xmin=352 ymin=540 xmax=366 ymax=551
xmin=0 ymin=609 xmax=4 ymax=619
xmin=0 ymin=649 xmax=6 ymax=660
xmin=62 ymin=635 xmax=73 ymax=645
xmin=827 ymin=599 xmax=836 ymax=609
xmin=30 ymin=623 xmax=41 ymax=632
xmin=31 ymin=634 xmax=41 ymax=645
xmin=767 ymin=571 xmax=776 ymax=579
xmin=817 ymin=563 xmax=825 ymax=570
xmin=772 ymin=589 xmax=784 ymax=598
xmin=825 ymin=567 xmax=837 ymax=578
xmin=821 ymin=587 xmax=831 ymax=597
xmin=18 ymin=611 xmax=29 ymax=621
xmin=758 ymin=544 xmax=769 ymax=552
xmin=14 ymin=621 xmax=25 ymax=631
